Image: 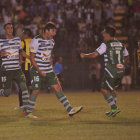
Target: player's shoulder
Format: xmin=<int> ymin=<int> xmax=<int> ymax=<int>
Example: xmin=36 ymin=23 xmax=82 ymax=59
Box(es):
xmin=34 ymin=34 xmax=43 ymax=40
xmin=111 ymin=40 xmax=124 ymax=46
xmin=99 ymin=42 xmax=107 ymax=48
xmin=13 ymin=36 xmax=21 ymax=41
xmin=51 ymin=39 xmax=55 ymax=43
xmin=0 ymin=39 xmax=5 ymax=42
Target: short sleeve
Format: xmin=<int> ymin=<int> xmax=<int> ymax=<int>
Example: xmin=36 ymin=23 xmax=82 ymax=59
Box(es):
xmin=96 ymin=43 xmax=107 ymax=55
xmin=30 ymin=38 xmax=39 ymax=54
xmin=123 ymin=47 xmax=129 ymax=56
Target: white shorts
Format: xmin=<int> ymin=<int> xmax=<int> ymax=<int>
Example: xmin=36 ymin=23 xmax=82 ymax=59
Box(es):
xmin=121 ymin=75 xmax=132 ymax=85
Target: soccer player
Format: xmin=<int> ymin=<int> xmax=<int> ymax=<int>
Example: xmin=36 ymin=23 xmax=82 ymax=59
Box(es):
xmin=0 ymin=23 xmax=29 ymax=113
xmin=80 ymin=26 xmax=129 ymax=117
xmin=25 ymin=22 xmax=83 ymax=118
xmin=15 ymin=28 xmax=32 ymax=109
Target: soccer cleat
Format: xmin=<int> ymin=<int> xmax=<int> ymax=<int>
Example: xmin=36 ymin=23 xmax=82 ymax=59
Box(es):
xmin=25 ymin=113 xmax=38 ymax=119
xmin=105 ymin=111 xmax=110 ymax=116
xmin=68 ymin=106 xmax=83 ymax=117
xmin=14 ymin=105 xmax=24 ymax=110
xmin=106 ymin=108 xmax=120 ymax=117
xmin=22 ymin=111 xmax=27 ymax=115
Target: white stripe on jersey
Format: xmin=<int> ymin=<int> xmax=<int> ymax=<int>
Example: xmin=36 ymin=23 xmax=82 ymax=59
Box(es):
xmin=30 ymin=37 xmax=54 ymax=73
xmin=0 ymin=37 xmax=22 ymax=71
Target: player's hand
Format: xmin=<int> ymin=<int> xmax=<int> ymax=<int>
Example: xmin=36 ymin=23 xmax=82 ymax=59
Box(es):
xmin=0 ymin=51 xmax=8 ymax=56
xmin=80 ymin=53 xmax=85 ymax=58
xmin=20 ymin=60 xmax=25 ymax=65
xmin=39 ymin=70 xmax=46 ymax=77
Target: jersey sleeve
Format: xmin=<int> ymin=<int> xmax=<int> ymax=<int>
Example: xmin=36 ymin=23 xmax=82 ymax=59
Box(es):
xmin=123 ymin=47 xmax=129 ymax=56
xmin=30 ymin=38 xmax=39 ymax=54
xmin=96 ymin=43 xmax=107 ymax=55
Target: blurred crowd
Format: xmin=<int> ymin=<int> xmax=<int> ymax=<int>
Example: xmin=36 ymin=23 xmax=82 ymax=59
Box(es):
xmin=0 ymin=0 xmax=140 ymax=89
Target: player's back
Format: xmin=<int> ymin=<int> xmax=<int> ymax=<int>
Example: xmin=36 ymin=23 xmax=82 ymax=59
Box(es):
xmin=104 ymin=40 xmax=125 ymax=69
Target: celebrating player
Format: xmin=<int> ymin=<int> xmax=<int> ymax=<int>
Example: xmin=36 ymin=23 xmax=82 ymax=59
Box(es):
xmin=25 ymin=22 xmax=83 ymax=118
xmin=0 ymin=23 xmax=29 ymax=113
xmin=80 ymin=26 xmax=129 ymax=117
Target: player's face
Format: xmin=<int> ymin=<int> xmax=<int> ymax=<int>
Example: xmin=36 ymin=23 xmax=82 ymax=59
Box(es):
xmin=4 ymin=24 xmax=13 ymax=36
xmin=103 ymin=31 xmax=110 ymax=41
xmin=45 ymin=28 xmax=56 ymax=39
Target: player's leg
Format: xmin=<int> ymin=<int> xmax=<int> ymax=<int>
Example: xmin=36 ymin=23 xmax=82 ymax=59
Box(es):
xmin=16 ymin=70 xmax=32 ymax=109
xmin=126 ymin=75 xmax=131 ymax=90
xmin=49 ymin=72 xmax=83 ymax=116
xmin=13 ymin=80 xmax=23 ymax=109
xmin=0 ymin=71 xmax=12 ymax=97
xmin=25 ymin=89 xmax=39 ymax=118
xmin=101 ymin=72 xmax=120 ymax=116
xmin=24 ymin=70 xmax=32 ymax=94
xmin=15 ymin=70 xmax=29 ymax=112
xmin=25 ymin=67 xmax=41 ymax=118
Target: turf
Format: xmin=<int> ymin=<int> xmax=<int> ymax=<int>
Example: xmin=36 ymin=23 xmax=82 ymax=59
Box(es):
xmin=0 ymin=90 xmax=140 ymax=140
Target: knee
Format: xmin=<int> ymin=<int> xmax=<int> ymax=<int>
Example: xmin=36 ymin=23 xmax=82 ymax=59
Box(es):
xmin=101 ymin=89 xmax=109 ymax=95
xmin=52 ymin=85 xmax=62 ymax=92
xmin=32 ymin=89 xmax=40 ymax=95
xmin=19 ymin=82 xmax=28 ymax=91
xmin=3 ymin=89 xmax=11 ymax=97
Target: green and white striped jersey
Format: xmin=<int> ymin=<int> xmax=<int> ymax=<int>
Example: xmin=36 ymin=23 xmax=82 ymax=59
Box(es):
xmin=0 ymin=37 xmax=22 ymax=71
xmin=30 ymin=35 xmax=54 ymax=74
xmin=96 ymin=40 xmax=129 ymax=67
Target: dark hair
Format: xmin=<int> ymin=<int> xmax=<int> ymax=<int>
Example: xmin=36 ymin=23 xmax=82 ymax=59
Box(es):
xmin=23 ymin=28 xmax=32 ymax=37
xmin=104 ymin=26 xmax=116 ymax=37
xmin=43 ymin=22 xmax=56 ymax=32
xmin=4 ymin=23 xmax=13 ymax=29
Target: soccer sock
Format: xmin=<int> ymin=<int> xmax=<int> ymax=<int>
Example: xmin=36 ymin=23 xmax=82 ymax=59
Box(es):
xmin=22 ymin=90 xmax=29 ymax=110
xmin=111 ymin=93 xmax=117 ymax=104
xmin=104 ymin=93 xmax=117 ymax=110
xmin=0 ymin=89 xmax=5 ymax=96
xmin=26 ymin=94 xmax=37 ymax=114
xmin=55 ymin=91 xmax=72 ymax=112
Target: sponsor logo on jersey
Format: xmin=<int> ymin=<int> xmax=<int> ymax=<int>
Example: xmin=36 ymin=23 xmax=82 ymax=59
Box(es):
xmin=116 ymin=64 xmax=124 ymax=69
xmin=41 ymin=53 xmax=50 ymax=61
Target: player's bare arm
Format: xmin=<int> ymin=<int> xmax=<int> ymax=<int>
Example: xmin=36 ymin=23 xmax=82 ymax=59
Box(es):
xmin=21 ymin=50 xmax=30 ymax=59
xmin=30 ymin=53 xmax=46 ymax=77
xmin=80 ymin=52 xmax=99 ymax=59
xmin=19 ymin=50 xmax=24 ymax=65
xmin=0 ymin=50 xmax=8 ymax=56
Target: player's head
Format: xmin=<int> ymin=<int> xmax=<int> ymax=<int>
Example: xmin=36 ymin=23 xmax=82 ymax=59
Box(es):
xmin=103 ymin=26 xmax=116 ymax=41
xmin=43 ymin=22 xmax=57 ymax=39
xmin=3 ymin=23 xmax=14 ymax=37
xmin=23 ymin=28 xmax=32 ymax=39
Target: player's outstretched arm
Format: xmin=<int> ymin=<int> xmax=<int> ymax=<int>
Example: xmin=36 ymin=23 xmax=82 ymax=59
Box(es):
xmin=0 ymin=50 xmax=8 ymax=56
xmin=21 ymin=50 xmax=30 ymax=59
xmin=80 ymin=52 xmax=99 ymax=59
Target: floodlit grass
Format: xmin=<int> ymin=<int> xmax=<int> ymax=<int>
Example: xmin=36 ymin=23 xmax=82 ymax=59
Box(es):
xmin=0 ymin=90 xmax=140 ymax=140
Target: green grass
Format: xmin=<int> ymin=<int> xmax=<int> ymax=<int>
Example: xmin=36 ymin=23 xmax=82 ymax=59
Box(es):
xmin=0 ymin=90 xmax=140 ymax=140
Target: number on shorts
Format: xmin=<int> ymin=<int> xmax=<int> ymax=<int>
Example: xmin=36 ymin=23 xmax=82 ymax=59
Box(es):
xmin=1 ymin=76 xmax=6 ymax=82
xmin=34 ymin=76 xmax=39 ymax=82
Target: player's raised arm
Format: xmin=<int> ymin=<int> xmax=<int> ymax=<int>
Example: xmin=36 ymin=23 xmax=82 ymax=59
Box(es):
xmin=80 ymin=52 xmax=99 ymax=59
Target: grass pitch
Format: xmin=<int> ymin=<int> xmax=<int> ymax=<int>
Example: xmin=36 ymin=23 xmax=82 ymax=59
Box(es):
xmin=0 ymin=90 xmax=140 ymax=140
